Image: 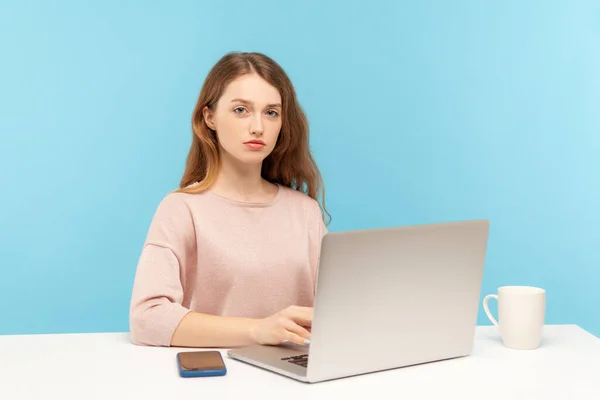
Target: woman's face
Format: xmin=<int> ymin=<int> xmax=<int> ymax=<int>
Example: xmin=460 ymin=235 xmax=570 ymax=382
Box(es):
xmin=204 ymin=73 xmax=283 ymax=166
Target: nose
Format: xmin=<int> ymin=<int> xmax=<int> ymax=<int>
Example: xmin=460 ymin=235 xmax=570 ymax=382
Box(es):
xmin=249 ymin=114 xmax=264 ymax=136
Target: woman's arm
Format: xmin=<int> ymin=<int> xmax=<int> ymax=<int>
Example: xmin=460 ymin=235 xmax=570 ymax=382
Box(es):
xmin=129 ymin=241 xmax=260 ymax=348
xmin=170 ymin=312 xmax=256 ymax=347
xmin=129 ymin=193 xmax=198 ymax=347
xmin=170 ymin=306 xmax=313 ymax=348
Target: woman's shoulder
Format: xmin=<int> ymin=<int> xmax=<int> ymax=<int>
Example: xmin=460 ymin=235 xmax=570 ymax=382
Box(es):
xmin=157 ymin=187 xmax=196 ymax=206
xmin=278 ymin=185 xmax=323 ymax=219
xmin=279 ymin=185 xmax=319 ymax=206
xmin=151 ymin=184 xmax=211 ymax=218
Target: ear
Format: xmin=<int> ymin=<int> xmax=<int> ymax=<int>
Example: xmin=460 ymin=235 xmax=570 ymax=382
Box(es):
xmin=202 ymin=106 xmax=216 ymax=131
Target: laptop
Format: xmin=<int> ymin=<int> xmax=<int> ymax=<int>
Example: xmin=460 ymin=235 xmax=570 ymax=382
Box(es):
xmin=227 ymin=219 xmax=490 ymax=383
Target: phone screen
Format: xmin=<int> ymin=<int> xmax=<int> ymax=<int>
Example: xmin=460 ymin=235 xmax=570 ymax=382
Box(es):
xmin=178 ymin=351 xmax=225 ymax=371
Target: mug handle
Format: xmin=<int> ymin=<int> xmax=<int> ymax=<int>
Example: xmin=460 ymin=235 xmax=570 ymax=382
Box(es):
xmin=483 ymin=294 xmax=499 ymax=327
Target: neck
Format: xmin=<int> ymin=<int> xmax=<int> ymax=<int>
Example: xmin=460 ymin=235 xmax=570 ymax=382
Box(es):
xmin=210 ymin=151 xmax=276 ymax=202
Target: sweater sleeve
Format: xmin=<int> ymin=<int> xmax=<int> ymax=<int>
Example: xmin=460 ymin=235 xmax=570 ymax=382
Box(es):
xmin=129 ymin=193 xmax=196 ymax=347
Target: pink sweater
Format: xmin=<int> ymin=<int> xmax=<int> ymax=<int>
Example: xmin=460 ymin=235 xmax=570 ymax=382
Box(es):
xmin=129 ymin=184 xmax=328 ymax=346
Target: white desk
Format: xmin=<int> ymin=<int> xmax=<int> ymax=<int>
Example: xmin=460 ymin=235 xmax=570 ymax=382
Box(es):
xmin=0 ymin=325 xmax=599 ymax=399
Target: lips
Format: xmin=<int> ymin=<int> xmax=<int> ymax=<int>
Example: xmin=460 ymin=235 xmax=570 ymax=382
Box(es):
xmin=244 ymin=140 xmax=265 ymax=150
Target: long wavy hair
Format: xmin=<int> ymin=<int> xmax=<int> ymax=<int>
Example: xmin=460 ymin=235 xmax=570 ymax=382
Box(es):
xmin=176 ymin=51 xmax=330 ymax=224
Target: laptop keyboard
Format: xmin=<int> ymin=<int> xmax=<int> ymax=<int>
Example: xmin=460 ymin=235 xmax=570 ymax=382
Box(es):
xmin=281 ymin=354 xmax=309 ymax=368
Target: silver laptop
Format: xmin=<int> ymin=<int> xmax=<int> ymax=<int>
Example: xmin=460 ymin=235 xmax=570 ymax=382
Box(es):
xmin=227 ymin=219 xmax=490 ymax=383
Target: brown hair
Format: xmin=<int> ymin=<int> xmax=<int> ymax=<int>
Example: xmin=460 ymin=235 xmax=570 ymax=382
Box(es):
xmin=176 ymin=51 xmax=330 ymax=224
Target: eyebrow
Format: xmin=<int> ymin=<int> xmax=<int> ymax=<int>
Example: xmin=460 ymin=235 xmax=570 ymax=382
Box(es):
xmin=230 ymin=98 xmax=282 ymax=108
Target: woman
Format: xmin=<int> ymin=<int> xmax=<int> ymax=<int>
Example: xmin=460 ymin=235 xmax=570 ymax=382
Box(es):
xmin=129 ymin=52 xmax=330 ymax=348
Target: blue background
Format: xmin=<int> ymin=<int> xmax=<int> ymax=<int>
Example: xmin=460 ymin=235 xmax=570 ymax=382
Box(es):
xmin=1 ymin=1 xmax=598 ymax=337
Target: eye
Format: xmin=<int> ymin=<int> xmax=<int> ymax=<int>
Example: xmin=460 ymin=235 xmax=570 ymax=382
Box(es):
xmin=266 ymin=110 xmax=279 ymax=117
xmin=233 ymin=106 xmax=247 ymax=114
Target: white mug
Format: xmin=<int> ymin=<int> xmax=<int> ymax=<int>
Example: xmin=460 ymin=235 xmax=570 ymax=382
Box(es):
xmin=483 ymin=286 xmax=546 ymax=350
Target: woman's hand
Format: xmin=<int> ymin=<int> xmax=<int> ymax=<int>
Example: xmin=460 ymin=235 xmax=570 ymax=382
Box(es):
xmin=249 ymin=306 xmax=313 ymax=346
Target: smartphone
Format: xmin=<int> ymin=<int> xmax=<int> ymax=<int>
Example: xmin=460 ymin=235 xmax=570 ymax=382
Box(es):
xmin=176 ymin=351 xmax=227 ymax=378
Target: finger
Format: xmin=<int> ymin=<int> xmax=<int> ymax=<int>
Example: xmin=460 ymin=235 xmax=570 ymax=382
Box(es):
xmin=286 ymin=307 xmax=313 ymax=326
xmin=285 ymin=331 xmax=310 ymax=346
xmin=286 ymin=306 xmax=313 ymax=315
xmin=284 ymin=320 xmax=311 ymax=341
